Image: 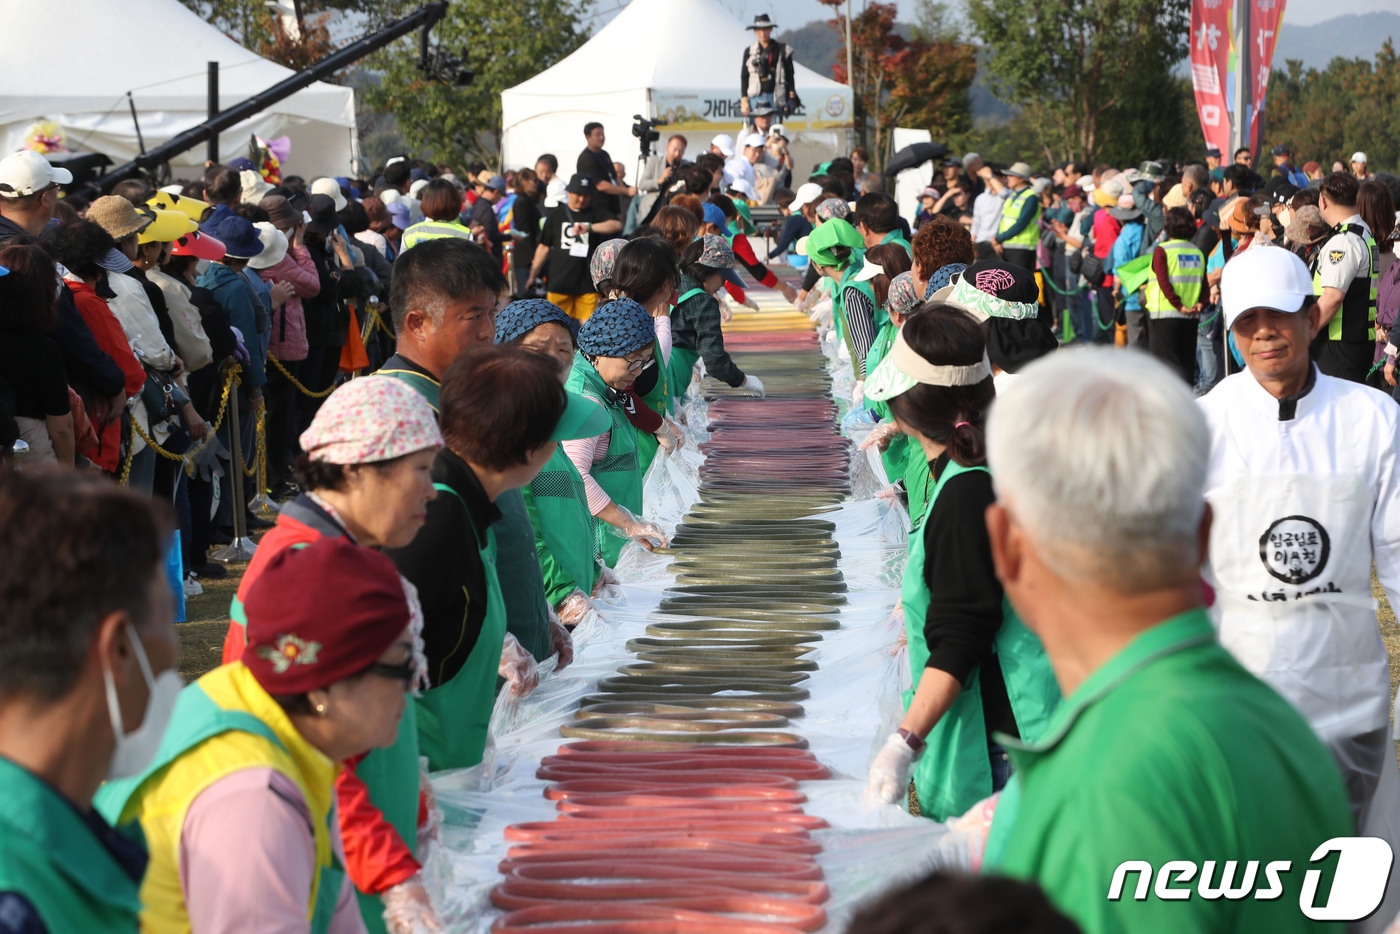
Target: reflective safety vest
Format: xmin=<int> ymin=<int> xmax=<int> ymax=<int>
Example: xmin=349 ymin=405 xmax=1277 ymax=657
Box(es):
xmin=997 ymin=188 xmax=1040 ymax=249
xmin=1144 ymin=239 xmax=1205 ymax=318
xmin=1311 ymin=223 xmax=1379 ymax=342
xmin=400 ymin=220 xmax=474 ymax=251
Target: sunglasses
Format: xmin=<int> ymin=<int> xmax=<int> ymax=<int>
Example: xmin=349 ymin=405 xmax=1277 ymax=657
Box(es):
xmin=364 ymin=659 xmax=416 ymax=690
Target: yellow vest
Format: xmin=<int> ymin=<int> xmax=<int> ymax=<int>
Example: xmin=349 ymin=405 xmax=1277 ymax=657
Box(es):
xmin=997 ymin=188 xmax=1041 ymax=249
xmin=401 ymin=219 xmax=474 ymax=251
xmin=1145 ymin=239 xmax=1205 ymax=317
xmin=107 ymin=664 xmax=339 ymax=933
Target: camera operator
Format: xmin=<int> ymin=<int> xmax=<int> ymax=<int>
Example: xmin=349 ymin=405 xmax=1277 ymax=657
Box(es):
xmin=740 ymin=15 xmax=797 ymax=121
xmin=637 ymin=134 xmax=689 ymax=226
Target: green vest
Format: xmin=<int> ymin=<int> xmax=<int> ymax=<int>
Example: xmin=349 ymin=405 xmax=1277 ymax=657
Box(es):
xmin=415 ymin=483 xmax=509 ymax=771
xmin=493 ymin=488 xmax=552 ymax=663
xmin=902 ymin=459 xmax=1062 ymax=821
xmin=1312 ymin=223 xmax=1379 ymax=342
xmin=836 ymin=261 xmax=880 ymax=379
xmin=1144 ymin=239 xmax=1205 ymax=317
xmin=523 ymin=444 xmax=600 ymax=606
xmin=400 ymin=220 xmax=474 ymax=251
xmin=565 ymin=353 xmax=644 ymax=566
xmin=880 ymin=229 xmax=912 ymax=257
xmin=997 ymin=189 xmax=1041 ymax=249
xmin=635 ymin=338 xmax=672 ymax=475
xmin=864 ymin=320 xmax=908 ymax=483
xmin=666 ymin=287 xmax=707 ymax=410
xmin=0 ymin=757 xmax=141 ymax=933
xmin=377 ymin=368 xmax=441 ymax=412
xmin=902 ymin=444 xmax=934 ymax=532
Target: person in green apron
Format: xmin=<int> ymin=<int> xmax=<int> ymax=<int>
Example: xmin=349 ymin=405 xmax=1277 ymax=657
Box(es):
xmin=563 ymin=298 xmax=672 ymax=566
xmin=495 ymin=298 xmax=612 ymax=630
xmin=861 ymin=306 xmax=1060 ymax=822
xmin=378 ymin=238 xmax=559 ymax=670
xmin=855 ymin=191 xmax=913 ymax=257
xmin=0 ymin=470 xmax=179 ymax=934
xmin=857 ymin=268 xmax=920 ymax=496
xmin=799 ymin=217 xmax=882 ymax=379
xmin=98 ymin=538 xmax=422 ymax=934
xmin=388 ymin=346 xmax=607 ymax=772
xmin=670 ymin=234 xmax=765 ymax=406
xmin=592 ymin=237 xmax=685 ymax=464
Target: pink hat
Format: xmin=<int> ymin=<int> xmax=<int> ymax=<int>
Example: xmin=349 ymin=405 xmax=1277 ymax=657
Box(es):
xmin=299 ymin=376 xmax=442 ymax=465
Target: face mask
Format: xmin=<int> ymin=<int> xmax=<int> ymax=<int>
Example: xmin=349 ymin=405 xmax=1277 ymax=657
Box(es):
xmin=1279 ymin=208 xmax=1293 ymax=229
xmin=102 ymin=623 xmax=183 ymax=780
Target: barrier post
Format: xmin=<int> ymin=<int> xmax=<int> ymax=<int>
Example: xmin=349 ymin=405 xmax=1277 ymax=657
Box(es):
xmin=211 ymin=388 xmax=257 ymax=562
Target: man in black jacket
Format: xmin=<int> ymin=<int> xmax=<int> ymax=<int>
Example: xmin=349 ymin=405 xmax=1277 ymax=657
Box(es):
xmin=740 ymin=15 xmax=797 ymax=119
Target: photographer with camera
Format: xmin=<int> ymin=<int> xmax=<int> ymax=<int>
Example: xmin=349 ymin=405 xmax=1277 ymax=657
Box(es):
xmin=635 ymin=133 xmax=688 ymax=231
xmin=740 ymin=15 xmax=797 ymax=121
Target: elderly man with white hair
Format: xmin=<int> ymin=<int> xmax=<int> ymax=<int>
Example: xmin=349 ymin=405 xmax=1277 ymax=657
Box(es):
xmin=1201 ymin=245 xmax=1400 ymax=929
xmin=980 ymin=347 xmax=1351 ymax=934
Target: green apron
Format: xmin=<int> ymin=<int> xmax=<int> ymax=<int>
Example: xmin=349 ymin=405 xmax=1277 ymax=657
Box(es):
xmin=415 ymin=483 xmax=509 ymax=771
xmin=837 ymin=262 xmax=881 ymax=378
xmin=880 ymin=229 xmax=913 ymax=257
xmin=636 ymin=338 xmax=673 ymax=473
xmin=666 ymin=287 xmax=707 ymax=411
xmin=377 ymin=368 xmax=442 ymax=412
xmin=351 ymin=702 xmax=421 ymax=934
xmin=493 ymin=488 xmax=551 ymax=663
xmin=901 ymin=460 xmax=1061 ymax=821
xmin=902 ymin=444 xmax=934 ymax=531
xmin=97 ymin=685 xmax=345 ymax=934
xmin=863 ymin=319 xmax=908 ymax=483
xmin=565 ymin=353 xmax=644 ymax=566
xmin=523 ymin=446 xmax=601 ymax=606
xmin=0 ymin=757 xmax=141 ymax=933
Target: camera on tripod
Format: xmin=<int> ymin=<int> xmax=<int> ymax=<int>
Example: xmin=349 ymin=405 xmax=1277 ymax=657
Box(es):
xmin=632 ymin=114 xmax=666 ymax=158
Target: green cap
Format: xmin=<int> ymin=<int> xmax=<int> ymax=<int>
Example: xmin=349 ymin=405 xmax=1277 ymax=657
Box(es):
xmin=796 ymin=218 xmax=864 ymax=267
xmin=551 ymin=391 xmax=611 ymax=441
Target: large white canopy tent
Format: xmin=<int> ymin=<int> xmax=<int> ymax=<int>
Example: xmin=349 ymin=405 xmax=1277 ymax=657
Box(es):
xmin=0 ymin=0 xmax=358 ymax=179
xmin=501 ymin=0 xmax=852 ymax=180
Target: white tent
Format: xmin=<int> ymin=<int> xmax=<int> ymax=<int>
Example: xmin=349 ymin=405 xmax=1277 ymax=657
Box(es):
xmin=501 ymin=0 xmax=852 ymax=177
xmin=0 ymin=0 xmax=358 ymax=178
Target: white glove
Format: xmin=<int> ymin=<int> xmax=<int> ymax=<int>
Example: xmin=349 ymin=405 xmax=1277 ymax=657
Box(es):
xmin=380 ymin=873 xmax=444 ymax=934
xmin=741 ymin=374 xmax=765 ymax=397
xmin=852 ymin=380 xmax=865 ymax=409
xmin=615 ymin=504 xmax=669 ymax=551
xmin=557 ymin=588 xmax=594 ymax=627
xmin=592 ymin=563 xmax=623 ymax=601
xmin=548 ymin=605 xmax=574 ymax=670
xmin=866 ymin=732 xmax=918 ymax=805
xmin=498 ymin=633 xmax=539 ymax=697
xmin=861 ymin=422 xmax=901 ymax=452
xmin=655 ymin=419 xmax=679 ymax=453
xmin=742 ymin=294 xmax=760 ymax=312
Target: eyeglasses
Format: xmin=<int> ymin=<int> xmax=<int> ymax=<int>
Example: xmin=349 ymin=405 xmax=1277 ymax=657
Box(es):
xmin=365 ymin=659 xmax=416 ymax=690
xmin=624 ymin=354 xmax=654 ymax=373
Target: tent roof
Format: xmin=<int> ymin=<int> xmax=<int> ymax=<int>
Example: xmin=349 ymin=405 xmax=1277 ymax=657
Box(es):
xmin=0 ymin=0 xmax=351 ymax=122
xmin=504 ymin=0 xmax=848 ymax=101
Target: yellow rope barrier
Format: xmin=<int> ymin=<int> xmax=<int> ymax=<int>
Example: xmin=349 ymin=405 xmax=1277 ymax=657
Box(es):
xmin=119 ymin=363 xmax=242 ymax=485
xmin=365 ymin=300 xmax=396 ymax=339
xmin=267 ymin=354 xmax=336 ymax=399
xmin=242 ymin=409 xmax=266 ymax=479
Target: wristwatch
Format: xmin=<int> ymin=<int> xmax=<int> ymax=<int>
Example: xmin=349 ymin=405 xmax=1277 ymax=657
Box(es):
xmin=897 ymin=728 xmax=926 ymax=758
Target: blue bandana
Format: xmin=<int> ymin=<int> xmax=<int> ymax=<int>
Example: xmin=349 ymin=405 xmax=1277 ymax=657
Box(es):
xmin=495 ymin=298 xmax=575 ymax=346
xmin=578 ymin=298 xmax=655 ymax=357
xmin=924 ymin=262 xmax=968 ymax=300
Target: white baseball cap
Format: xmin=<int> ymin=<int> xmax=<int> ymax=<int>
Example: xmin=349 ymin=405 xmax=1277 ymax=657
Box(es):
xmin=711 ymin=134 xmax=735 ymax=158
xmin=1220 ymin=245 xmax=1317 ymax=329
xmin=1351 ymin=151 xmax=1368 ymax=164
xmin=789 ymin=182 xmax=823 ymax=211
xmin=728 ymin=177 xmax=758 ymax=201
xmin=742 ymin=133 xmax=765 ymax=150
xmin=768 ymin=125 xmax=788 ymax=139
xmin=0 ymin=150 xmax=72 ymax=198
xmin=312 ymin=176 xmax=348 ymax=211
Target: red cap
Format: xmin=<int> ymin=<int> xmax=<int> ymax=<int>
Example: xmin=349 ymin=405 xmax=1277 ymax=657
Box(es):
xmin=242 ymin=538 xmax=411 ymax=694
xmin=171 ymin=229 xmax=226 ymax=261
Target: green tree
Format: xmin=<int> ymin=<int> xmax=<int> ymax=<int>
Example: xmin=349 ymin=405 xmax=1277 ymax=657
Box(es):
xmin=362 ymin=0 xmax=590 ymax=168
xmin=965 ymin=0 xmax=1191 ymax=165
xmin=1264 ymin=41 xmax=1400 ymax=174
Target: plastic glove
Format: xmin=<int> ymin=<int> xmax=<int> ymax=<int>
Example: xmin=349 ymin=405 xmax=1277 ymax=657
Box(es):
xmin=655 ymin=419 xmax=679 ymax=453
xmin=742 ymin=294 xmax=760 ymax=312
xmin=498 ymin=633 xmax=539 ymax=697
xmin=876 ymin=485 xmax=900 ymax=505
xmin=548 ymin=606 xmax=574 ymax=670
xmin=741 ymin=374 xmax=765 ymax=397
xmin=229 ymin=326 xmax=251 ymax=365
xmin=861 ymin=422 xmax=901 ymax=452
xmin=852 ymin=380 xmax=865 ymax=409
xmin=664 ymin=417 xmax=685 ymax=450
xmin=615 ymin=504 xmax=669 ymax=551
xmin=866 ymin=732 xmax=918 ymax=805
xmin=380 ymin=873 xmax=444 ymax=934
xmin=557 ymin=588 xmax=594 ymax=627
xmin=592 ymin=562 xmax=623 ymax=601
xmin=416 ymin=760 xmax=440 ymax=853
xmin=719 ymin=302 xmax=734 ymax=323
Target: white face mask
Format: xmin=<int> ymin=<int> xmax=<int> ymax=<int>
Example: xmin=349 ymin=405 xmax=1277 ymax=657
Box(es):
xmin=1279 ymin=207 xmax=1293 ymax=230
xmin=102 ymin=624 xmax=182 ymax=780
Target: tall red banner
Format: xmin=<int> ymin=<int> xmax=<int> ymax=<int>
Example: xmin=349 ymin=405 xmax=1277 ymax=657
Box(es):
xmin=1190 ymin=0 xmax=1232 ymax=155
xmin=1247 ymin=0 xmax=1287 ymax=150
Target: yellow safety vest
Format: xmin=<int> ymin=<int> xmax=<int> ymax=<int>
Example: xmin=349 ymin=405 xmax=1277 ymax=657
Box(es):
xmin=401 ymin=219 xmax=474 ymax=251
xmin=997 ymin=188 xmax=1041 ymax=249
xmin=1145 ymin=239 xmax=1205 ymax=318
xmin=1311 ymin=223 xmax=1379 ymax=342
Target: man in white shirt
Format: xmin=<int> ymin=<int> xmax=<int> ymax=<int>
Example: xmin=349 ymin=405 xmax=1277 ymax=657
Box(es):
xmin=723 ymin=134 xmax=765 ymax=190
xmin=969 ymin=163 xmax=1009 ymax=260
xmin=1311 ymin=171 xmax=1380 ymax=383
xmin=1202 ymin=245 xmax=1400 ymax=929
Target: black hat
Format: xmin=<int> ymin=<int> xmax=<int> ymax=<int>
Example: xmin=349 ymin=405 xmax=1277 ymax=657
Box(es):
xmin=304 ymin=193 xmax=338 ymax=235
xmin=1271 ymin=143 xmax=1290 ymax=156
xmin=566 ymin=173 xmax=594 ymax=196
xmin=986 ymin=318 xmax=1059 ymax=374
xmin=961 ymin=259 xmax=1040 ymax=306
xmin=747 ymin=13 xmax=778 ymax=29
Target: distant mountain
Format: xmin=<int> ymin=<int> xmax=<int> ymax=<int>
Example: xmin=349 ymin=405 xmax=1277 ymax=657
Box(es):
xmin=1274 ymin=12 xmax=1400 ymax=70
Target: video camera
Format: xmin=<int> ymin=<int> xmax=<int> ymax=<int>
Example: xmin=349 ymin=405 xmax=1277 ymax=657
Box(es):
xmin=633 ymin=114 xmax=666 ymax=159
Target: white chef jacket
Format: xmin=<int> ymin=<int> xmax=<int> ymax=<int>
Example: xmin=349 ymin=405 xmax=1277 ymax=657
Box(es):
xmin=1200 ymin=365 xmax=1400 ymax=597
